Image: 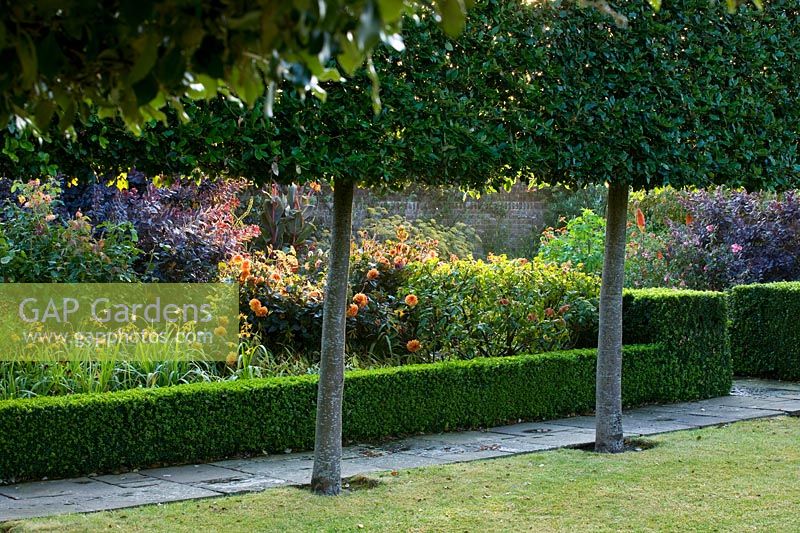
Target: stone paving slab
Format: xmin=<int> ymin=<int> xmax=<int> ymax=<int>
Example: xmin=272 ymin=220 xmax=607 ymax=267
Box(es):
xmin=341 ymin=452 xmax=450 ymax=473
xmin=0 ymin=478 xmax=219 ymax=521
xmin=0 ymin=478 xmax=98 ymax=500
xmin=688 ymin=395 xmax=788 ymax=411
xmin=734 ymin=378 xmax=800 ymax=393
xmin=139 ymin=464 xmax=248 ymax=485
xmin=1 ymin=378 xmax=798 ymax=522
xmin=194 ymin=476 xmax=290 ymax=495
xmin=93 ymin=473 xmax=162 ymax=489
xmin=513 ymin=428 xmax=597 ymax=449
xmin=210 ymin=456 xmax=314 ymax=485
xmin=487 ymin=421 xmax=578 ymax=437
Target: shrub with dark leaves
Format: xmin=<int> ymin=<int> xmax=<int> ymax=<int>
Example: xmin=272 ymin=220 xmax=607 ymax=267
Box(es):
xmin=665 ymin=189 xmax=800 ymax=290
xmin=82 ymin=174 xmax=260 ymax=282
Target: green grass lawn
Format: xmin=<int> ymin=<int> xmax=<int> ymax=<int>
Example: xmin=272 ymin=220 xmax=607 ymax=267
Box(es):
xmin=6 ymin=417 xmax=799 ymax=533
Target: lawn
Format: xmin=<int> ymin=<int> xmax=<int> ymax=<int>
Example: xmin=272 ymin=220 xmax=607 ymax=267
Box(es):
xmin=6 ymin=417 xmax=799 ymax=533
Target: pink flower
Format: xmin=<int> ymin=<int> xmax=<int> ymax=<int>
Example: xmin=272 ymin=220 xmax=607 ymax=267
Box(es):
xmin=706 ymin=225 xmax=715 ymax=232
xmin=731 ymin=243 xmax=743 ymax=254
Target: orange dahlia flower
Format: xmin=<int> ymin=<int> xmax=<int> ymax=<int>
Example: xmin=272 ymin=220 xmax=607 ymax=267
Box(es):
xmin=353 ymin=293 xmax=369 ymax=309
xmin=406 ymin=339 xmax=422 ymax=353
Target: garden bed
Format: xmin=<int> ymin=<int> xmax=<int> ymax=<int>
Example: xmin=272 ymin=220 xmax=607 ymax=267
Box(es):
xmin=0 ymin=288 xmax=731 ymax=483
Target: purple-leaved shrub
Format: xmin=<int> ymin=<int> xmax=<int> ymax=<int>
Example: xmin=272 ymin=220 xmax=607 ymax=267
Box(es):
xmin=665 ymin=189 xmax=800 ymax=290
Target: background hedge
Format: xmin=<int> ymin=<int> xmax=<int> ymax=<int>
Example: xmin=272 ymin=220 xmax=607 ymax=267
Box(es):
xmin=729 ymin=282 xmax=800 ymax=381
xmin=0 ymin=289 xmax=732 ymax=483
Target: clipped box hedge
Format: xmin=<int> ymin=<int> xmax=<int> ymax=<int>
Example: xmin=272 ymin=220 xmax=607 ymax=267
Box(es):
xmin=0 ymin=289 xmax=732 ymax=483
xmin=729 ymin=282 xmax=800 ymax=380
xmin=621 ymin=288 xmax=731 ymax=399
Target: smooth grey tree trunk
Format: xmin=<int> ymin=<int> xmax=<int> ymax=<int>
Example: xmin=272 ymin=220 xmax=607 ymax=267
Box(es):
xmin=311 ymin=180 xmax=355 ymax=495
xmin=594 ymin=182 xmax=629 ymax=453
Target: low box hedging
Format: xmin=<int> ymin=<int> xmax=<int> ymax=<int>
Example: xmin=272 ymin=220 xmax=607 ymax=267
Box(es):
xmin=0 ymin=340 xmax=730 ymax=483
xmin=729 ymin=282 xmax=800 ymax=380
xmin=622 ymin=288 xmax=731 ymax=399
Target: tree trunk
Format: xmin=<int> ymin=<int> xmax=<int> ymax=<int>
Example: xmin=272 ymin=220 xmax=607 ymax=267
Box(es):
xmin=311 ymin=180 xmax=355 ymax=495
xmin=594 ymin=182 xmax=629 ymax=453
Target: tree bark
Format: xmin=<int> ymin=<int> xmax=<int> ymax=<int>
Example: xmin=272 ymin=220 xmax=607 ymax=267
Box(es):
xmin=311 ymin=180 xmax=355 ymax=495
xmin=594 ymin=182 xmax=629 ymax=453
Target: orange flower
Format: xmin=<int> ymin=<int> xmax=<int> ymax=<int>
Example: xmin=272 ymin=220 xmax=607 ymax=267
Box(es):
xmin=307 ymin=290 xmax=322 ymax=300
xmin=406 ymin=339 xmax=422 ymax=353
xmin=558 ymin=304 xmax=571 ymax=314
xmin=656 ymin=251 xmax=664 ymax=261
xmin=635 ymin=208 xmax=646 ymax=231
xmin=232 ymin=254 xmax=244 ymax=264
xmin=241 ymin=259 xmax=252 ymax=272
xmin=545 ymin=307 xmax=555 ymax=318
xmin=269 ymin=272 xmax=282 ymax=283
xmin=404 ymin=294 xmax=419 ymax=307
xmin=353 ymin=293 xmax=369 ymax=309
xmin=527 ymin=313 xmax=538 ymax=322
xmin=393 ymin=257 xmax=407 ymax=268
xmin=366 ymin=268 xmax=380 ymax=280
xmin=249 ymin=298 xmax=262 ymax=311
xmin=499 ymin=298 xmax=510 ymax=306
xmin=346 ymin=304 xmax=359 ymax=318
xmin=309 ymin=181 xmax=322 ymax=193
xmin=685 ymin=213 xmax=694 ymax=225
xmin=255 ymin=306 xmax=269 ymax=317
xmin=255 ymin=276 xmax=266 ymax=285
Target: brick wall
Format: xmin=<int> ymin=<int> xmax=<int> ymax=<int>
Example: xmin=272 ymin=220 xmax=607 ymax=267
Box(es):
xmin=311 ymin=182 xmax=547 ymax=256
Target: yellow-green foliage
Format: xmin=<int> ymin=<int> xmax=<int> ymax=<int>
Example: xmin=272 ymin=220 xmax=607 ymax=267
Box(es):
xmin=401 ymin=256 xmax=601 ymax=358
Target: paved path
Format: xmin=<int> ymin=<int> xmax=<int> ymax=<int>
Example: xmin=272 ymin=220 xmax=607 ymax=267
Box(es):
xmin=1 ymin=378 xmax=799 ymax=522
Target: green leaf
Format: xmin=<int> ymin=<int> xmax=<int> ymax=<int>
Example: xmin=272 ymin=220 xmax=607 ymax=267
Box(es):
xmin=377 ymin=0 xmax=405 ymax=23
xmin=231 ymin=64 xmax=264 ymax=107
xmin=128 ymin=32 xmax=160 ymax=84
xmin=156 ymin=47 xmax=186 ymax=89
xmin=437 ymin=0 xmax=467 ymax=38
xmin=337 ymin=36 xmax=364 ymax=75
xmin=33 ymin=100 xmax=56 ymax=129
xmin=15 ymin=32 xmax=37 ymax=88
xmin=317 ymin=68 xmax=343 ymax=83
